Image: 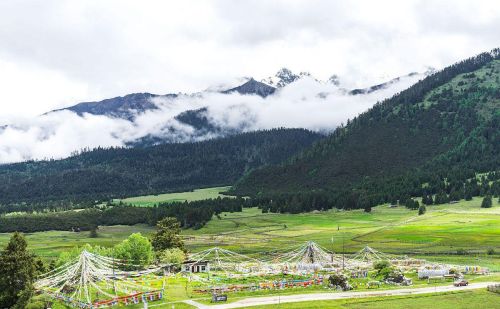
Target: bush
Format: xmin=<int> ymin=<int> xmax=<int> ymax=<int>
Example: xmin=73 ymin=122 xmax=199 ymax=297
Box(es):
xmin=418 ymin=205 xmax=426 ymax=215
xmin=373 ymin=260 xmax=391 ymax=272
xmin=378 ymin=267 xmax=393 ymax=280
xmin=89 ymin=226 xmax=98 ymax=238
xmin=328 ymin=273 xmax=351 ymax=291
xmin=487 ymin=248 xmax=495 ymax=255
xmin=25 ymin=301 xmax=45 ymax=309
xmin=385 ymin=269 xmax=405 ymax=283
xmin=157 ymin=248 xmax=186 ymax=265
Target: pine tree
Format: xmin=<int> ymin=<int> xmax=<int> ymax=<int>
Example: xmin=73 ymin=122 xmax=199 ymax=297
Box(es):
xmin=89 ymin=225 xmax=98 ymax=238
xmin=0 ymin=232 xmax=36 ymax=309
xmin=151 ymin=217 xmax=185 ymax=252
xmin=464 ymin=189 xmax=473 ymax=201
xmin=481 ymin=195 xmax=492 ymax=208
xmin=364 ymin=204 xmax=372 ymax=213
xmin=422 ymin=194 xmax=434 ymax=205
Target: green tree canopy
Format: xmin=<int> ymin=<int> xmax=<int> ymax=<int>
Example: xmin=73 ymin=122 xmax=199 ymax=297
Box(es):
xmin=157 ymin=248 xmax=186 ymax=265
xmin=55 ymin=244 xmax=112 ymax=267
xmin=115 ymin=233 xmax=154 ymax=269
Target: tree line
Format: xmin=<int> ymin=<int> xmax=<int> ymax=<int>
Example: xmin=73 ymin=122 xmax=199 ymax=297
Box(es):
xmin=0 ymin=197 xmax=245 ymax=233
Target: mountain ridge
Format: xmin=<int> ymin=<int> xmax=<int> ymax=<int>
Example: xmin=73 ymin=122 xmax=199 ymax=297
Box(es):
xmin=47 ymin=69 xmax=428 ymax=119
xmin=232 ymin=49 xmax=500 ymax=199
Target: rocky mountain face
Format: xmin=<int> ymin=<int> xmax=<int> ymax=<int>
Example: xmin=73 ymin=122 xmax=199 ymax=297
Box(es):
xmin=222 ymin=78 xmax=276 ymax=97
xmin=50 ymin=68 xmax=426 ymax=120
xmin=50 ymin=93 xmax=177 ymax=119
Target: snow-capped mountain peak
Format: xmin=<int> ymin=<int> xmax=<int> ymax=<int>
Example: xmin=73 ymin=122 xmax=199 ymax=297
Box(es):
xmin=262 ymin=68 xmax=340 ymax=88
xmin=262 ymin=68 xmax=301 ymax=88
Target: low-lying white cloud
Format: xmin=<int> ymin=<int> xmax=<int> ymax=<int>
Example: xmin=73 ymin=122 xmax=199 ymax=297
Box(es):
xmin=0 ymin=73 xmax=424 ymax=164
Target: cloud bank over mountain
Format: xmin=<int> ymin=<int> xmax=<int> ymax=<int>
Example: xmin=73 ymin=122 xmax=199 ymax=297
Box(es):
xmin=2 ymin=1 xmax=500 ymax=119
xmin=0 ymin=72 xmax=425 ymax=163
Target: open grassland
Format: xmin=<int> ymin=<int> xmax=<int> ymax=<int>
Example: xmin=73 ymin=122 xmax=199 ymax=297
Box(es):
xmin=182 ymin=197 xmax=500 ymax=270
xmin=246 ymin=289 xmax=500 ymax=309
xmin=115 ymin=186 xmax=231 ymax=206
xmin=3 ymin=191 xmax=498 ymax=308
xmin=0 ymin=196 xmax=498 ymax=269
xmin=0 ymin=224 xmax=155 ymax=258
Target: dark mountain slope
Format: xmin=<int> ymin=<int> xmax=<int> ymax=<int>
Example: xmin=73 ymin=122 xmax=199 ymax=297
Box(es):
xmin=0 ymin=128 xmax=323 ymax=205
xmin=233 ymin=49 xmax=500 ymax=196
xmin=222 ymin=78 xmax=276 ymax=97
xmin=50 ymin=92 xmax=176 ymax=119
xmin=51 ymin=78 xmax=275 ymax=120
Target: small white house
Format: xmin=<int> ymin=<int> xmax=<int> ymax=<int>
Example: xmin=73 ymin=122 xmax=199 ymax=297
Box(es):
xmin=182 ymin=260 xmax=210 ymax=273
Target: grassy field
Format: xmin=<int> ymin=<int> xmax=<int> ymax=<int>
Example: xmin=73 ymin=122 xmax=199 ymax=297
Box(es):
xmin=114 ymin=186 xmax=231 ymax=206
xmin=182 ymin=197 xmax=500 ymax=270
xmin=0 ymin=196 xmax=498 ymax=269
xmin=247 ymin=289 xmax=500 ymax=309
xmin=3 ymin=190 xmax=498 ymax=308
xmin=0 ymin=224 xmax=155 ymax=258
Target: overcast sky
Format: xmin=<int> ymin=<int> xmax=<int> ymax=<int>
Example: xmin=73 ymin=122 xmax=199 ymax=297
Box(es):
xmin=1 ymin=0 xmax=499 ymax=119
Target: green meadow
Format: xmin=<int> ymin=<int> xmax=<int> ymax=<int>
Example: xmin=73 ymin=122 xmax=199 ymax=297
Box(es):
xmin=2 ymin=189 xmax=498 ymax=308
xmin=182 ymin=197 xmax=500 ymax=270
xmin=114 ymin=186 xmax=231 ymax=206
xmin=1 ymin=194 xmax=497 ymax=271
xmin=0 ymin=224 xmax=155 ymax=259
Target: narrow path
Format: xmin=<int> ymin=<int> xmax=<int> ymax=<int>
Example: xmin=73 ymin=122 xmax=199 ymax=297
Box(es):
xmin=183 ymin=281 xmax=498 ymax=309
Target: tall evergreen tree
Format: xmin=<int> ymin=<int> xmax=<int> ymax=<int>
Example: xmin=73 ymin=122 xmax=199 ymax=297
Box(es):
xmin=481 ymin=195 xmax=493 ymax=208
xmin=151 ymin=217 xmax=185 ymax=252
xmin=0 ymin=232 xmax=36 ymax=309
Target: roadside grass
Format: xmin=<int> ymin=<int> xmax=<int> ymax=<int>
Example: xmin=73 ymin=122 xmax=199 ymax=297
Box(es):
xmin=244 ymin=289 xmax=500 ymax=309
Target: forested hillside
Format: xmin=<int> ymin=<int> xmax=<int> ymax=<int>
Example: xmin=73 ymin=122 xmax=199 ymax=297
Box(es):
xmin=233 ymin=50 xmax=500 ymax=209
xmin=0 ymin=128 xmax=322 ymax=208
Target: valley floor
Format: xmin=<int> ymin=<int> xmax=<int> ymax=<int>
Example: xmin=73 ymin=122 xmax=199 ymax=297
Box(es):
xmin=1 ymin=196 xmax=498 ymax=269
xmin=182 ymin=197 xmax=500 ymax=270
xmin=4 ymin=192 xmax=498 ymax=309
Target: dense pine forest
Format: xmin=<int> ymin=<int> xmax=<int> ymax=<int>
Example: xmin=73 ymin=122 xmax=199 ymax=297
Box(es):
xmin=0 ymin=128 xmax=323 ymax=208
xmin=231 ymin=50 xmax=500 ymax=212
